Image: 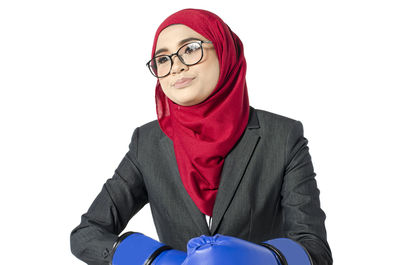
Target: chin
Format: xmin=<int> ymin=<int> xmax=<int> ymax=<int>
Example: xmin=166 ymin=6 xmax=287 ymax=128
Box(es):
xmin=172 ymin=91 xmax=202 ymax=106
xmin=176 ymin=100 xmax=196 ymax=106
xmin=173 ymin=97 xmax=199 ymax=106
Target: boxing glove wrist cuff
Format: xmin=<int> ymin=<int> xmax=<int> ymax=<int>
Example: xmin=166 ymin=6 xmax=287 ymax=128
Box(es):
xmin=260 ymin=242 xmax=288 ymax=265
xmin=143 ymin=245 xmax=172 ymax=265
xmin=111 ymin=231 xmax=137 ymax=259
xmin=261 ymin=238 xmax=313 ymax=265
xmin=110 ymin=231 xmax=173 ymax=265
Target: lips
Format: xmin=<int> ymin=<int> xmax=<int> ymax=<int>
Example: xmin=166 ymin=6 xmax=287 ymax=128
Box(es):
xmin=174 ymin=77 xmax=195 ymax=88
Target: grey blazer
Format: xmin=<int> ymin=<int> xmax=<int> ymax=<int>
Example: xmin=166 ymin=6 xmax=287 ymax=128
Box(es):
xmin=70 ymin=106 xmax=333 ymax=265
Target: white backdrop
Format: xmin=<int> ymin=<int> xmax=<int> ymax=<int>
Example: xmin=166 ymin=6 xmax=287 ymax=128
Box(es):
xmin=1 ymin=1 xmax=399 ymax=264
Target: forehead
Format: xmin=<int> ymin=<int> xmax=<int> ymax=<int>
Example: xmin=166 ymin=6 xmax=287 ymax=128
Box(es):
xmin=156 ymin=24 xmax=207 ymax=50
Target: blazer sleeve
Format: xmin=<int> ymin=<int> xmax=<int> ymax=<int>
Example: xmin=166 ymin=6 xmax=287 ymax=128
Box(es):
xmin=281 ymin=121 xmax=333 ymax=265
xmin=70 ymin=127 xmax=149 ymax=265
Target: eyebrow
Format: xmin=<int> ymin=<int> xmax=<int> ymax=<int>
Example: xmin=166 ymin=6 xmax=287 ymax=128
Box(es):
xmin=154 ymin=37 xmax=203 ymax=56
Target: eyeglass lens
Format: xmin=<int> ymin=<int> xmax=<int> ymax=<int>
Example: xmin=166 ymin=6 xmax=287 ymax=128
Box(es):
xmin=149 ymin=42 xmax=203 ymax=78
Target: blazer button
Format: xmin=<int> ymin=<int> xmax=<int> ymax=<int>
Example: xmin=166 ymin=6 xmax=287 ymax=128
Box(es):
xmin=103 ymin=248 xmax=109 ymax=258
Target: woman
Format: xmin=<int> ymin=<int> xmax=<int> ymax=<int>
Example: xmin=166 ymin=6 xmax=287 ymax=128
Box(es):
xmin=70 ymin=8 xmax=332 ymax=265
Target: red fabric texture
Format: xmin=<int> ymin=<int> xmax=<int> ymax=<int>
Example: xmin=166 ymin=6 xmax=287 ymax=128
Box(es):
xmin=150 ymin=8 xmax=249 ymax=216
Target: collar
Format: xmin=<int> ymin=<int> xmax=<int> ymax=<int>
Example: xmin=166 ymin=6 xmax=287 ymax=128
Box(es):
xmin=248 ymin=106 xmax=260 ymax=129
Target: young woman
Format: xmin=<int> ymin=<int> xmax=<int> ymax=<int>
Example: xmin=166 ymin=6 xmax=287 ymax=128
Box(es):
xmin=70 ymin=8 xmax=332 ymax=265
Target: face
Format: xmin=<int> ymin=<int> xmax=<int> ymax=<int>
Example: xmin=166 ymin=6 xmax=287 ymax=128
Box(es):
xmin=155 ymin=24 xmax=220 ymax=106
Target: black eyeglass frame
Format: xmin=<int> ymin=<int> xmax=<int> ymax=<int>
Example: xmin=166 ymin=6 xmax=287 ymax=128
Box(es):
xmin=146 ymin=40 xmax=213 ymax=78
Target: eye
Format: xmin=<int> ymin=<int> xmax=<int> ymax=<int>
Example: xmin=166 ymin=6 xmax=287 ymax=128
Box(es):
xmin=184 ymin=43 xmax=201 ymax=54
xmin=156 ymin=56 xmax=169 ymax=65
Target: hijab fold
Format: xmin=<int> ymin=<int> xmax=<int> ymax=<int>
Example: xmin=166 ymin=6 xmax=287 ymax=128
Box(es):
xmin=151 ymin=8 xmax=250 ymax=216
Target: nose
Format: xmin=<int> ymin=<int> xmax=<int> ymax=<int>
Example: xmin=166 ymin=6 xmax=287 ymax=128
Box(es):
xmin=170 ymin=54 xmax=188 ymax=75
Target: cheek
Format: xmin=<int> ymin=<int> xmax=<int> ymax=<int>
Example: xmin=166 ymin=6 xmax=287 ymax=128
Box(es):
xmin=203 ymin=54 xmax=220 ymax=83
xmin=212 ymin=62 xmax=221 ymax=83
xmin=202 ymin=61 xmax=220 ymax=87
xmin=158 ymin=77 xmax=171 ymax=91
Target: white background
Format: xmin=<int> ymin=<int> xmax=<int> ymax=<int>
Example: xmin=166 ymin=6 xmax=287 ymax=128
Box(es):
xmin=1 ymin=1 xmax=399 ymax=264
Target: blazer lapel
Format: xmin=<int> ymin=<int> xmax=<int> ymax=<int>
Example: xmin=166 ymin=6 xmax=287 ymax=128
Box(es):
xmin=160 ymin=135 xmax=211 ymax=235
xmin=159 ymin=106 xmax=260 ymax=236
xmin=210 ymin=107 xmax=260 ymax=234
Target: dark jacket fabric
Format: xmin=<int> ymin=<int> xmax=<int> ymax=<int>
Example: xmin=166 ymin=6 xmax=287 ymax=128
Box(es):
xmin=70 ymin=106 xmax=333 ymax=265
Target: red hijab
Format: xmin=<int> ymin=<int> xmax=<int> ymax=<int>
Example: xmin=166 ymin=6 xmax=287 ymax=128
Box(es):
xmin=151 ymin=8 xmax=249 ymax=216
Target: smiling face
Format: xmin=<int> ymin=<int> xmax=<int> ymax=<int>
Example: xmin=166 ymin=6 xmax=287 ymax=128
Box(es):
xmin=155 ymin=24 xmax=220 ymax=106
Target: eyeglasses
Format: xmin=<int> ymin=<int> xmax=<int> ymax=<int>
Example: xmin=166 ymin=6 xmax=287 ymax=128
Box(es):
xmin=146 ymin=40 xmax=213 ymax=78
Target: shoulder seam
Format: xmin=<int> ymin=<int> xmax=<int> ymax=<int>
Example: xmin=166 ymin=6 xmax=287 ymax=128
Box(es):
xmin=284 ymin=120 xmax=300 ymax=168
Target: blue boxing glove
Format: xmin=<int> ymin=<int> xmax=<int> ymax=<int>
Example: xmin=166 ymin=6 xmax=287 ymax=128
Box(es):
xmin=181 ymin=234 xmax=280 ymax=265
xmin=261 ymin=238 xmax=313 ymax=265
xmin=111 ymin=232 xmax=186 ymax=265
